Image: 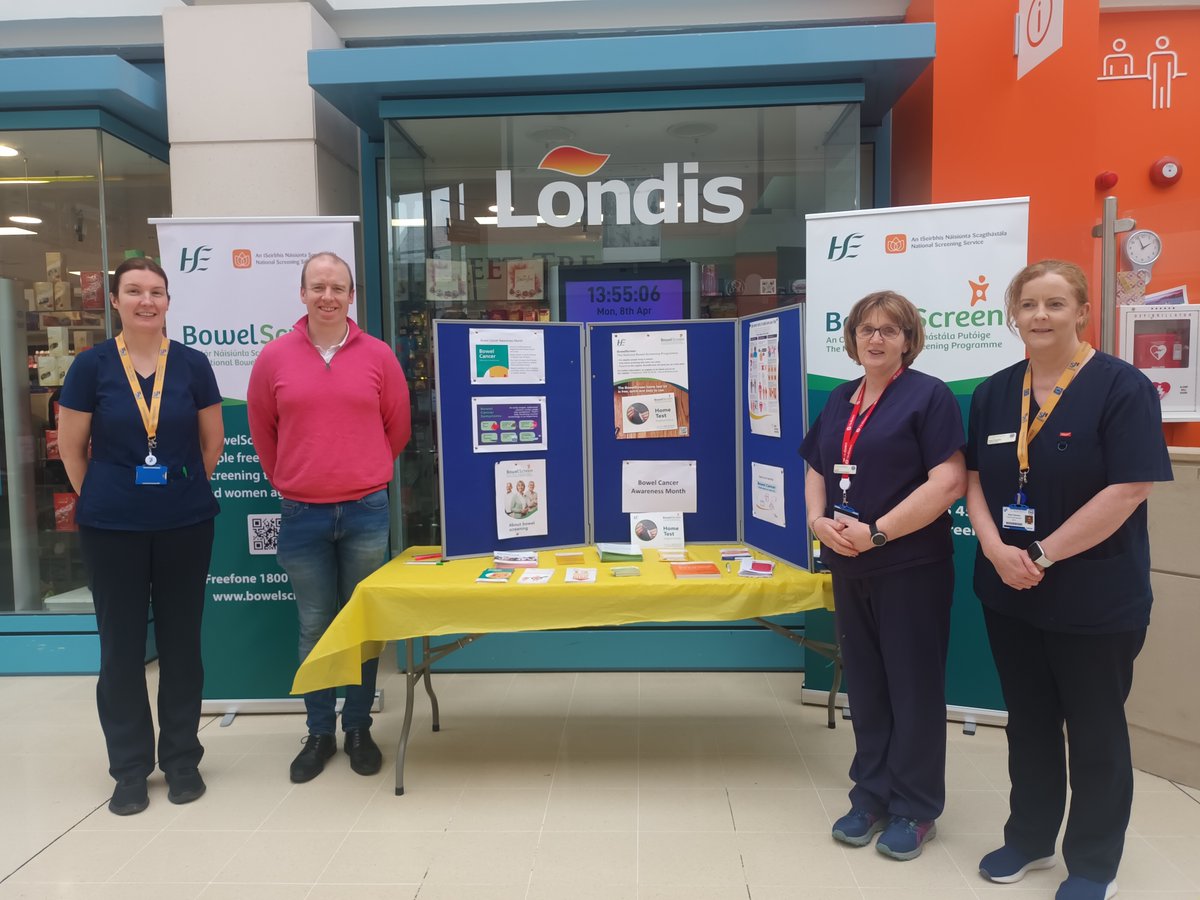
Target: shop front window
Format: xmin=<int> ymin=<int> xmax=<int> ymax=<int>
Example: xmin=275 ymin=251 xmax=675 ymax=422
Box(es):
xmin=383 ymin=102 xmax=859 ymax=546
xmin=0 ymin=129 xmax=170 ymax=613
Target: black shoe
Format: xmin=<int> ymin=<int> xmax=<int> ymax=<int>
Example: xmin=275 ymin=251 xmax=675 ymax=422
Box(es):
xmin=343 ymin=727 xmax=382 ymax=776
xmin=290 ymin=733 xmax=336 ymax=783
xmin=109 ymin=778 xmax=149 ymax=816
xmin=166 ymin=768 xmax=207 ymax=805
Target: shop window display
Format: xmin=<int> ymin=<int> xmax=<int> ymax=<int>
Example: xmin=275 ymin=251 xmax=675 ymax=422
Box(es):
xmin=383 ymin=103 xmax=860 ymax=546
xmin=0 ymin=129 xmax=170 ymax=613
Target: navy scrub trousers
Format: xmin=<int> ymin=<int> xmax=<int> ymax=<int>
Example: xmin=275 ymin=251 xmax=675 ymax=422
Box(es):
xmin=832 ymin=557 xmax=955 ymax=822
xmin=983 ymin=606 xmax=1146 ymax=882
xmin=81 ymin=518 xmax=215 ymax=782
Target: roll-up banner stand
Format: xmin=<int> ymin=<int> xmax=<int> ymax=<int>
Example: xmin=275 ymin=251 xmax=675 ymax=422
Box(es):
xmin=803 ymin=198 xmax=1030 ymax=722
xmin=153 ymin=217 xmax=359 ymax=714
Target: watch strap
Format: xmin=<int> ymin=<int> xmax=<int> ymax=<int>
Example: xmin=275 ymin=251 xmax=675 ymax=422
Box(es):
xmin=1028 ymin=540 xmax=1054 ymax=569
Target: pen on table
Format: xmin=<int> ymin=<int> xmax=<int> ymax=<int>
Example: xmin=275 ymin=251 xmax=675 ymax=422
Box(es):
xmin=725 ymin=562 xmax=730 ymax=573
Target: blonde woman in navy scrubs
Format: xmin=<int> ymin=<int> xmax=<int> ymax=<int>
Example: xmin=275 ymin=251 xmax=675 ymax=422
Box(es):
xmin=801 ymin=290 xmax=966 ymax=860
xmin=58 ymin=258 xmax=224 ymax=816
xmin=966 ymin=260 xmax=1171 ymax=900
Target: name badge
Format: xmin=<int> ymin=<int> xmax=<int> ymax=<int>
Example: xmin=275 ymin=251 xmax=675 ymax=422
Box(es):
xmin=832 ymin=503 xmax=860 ymax=525
xmin=988 ymin=432 xmax=1018 ymax=445
xmin=135 ymin=465 xmax=168 ymax=485
xmin=832 ymin=464 xmax=857 ymax=475
xmin=1001 ymin=504 xmax=1036 ymax=532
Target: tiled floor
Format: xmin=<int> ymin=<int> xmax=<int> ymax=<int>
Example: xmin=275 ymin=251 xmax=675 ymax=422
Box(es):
xmin=2 ymin=656 xmax=1198 ymax=899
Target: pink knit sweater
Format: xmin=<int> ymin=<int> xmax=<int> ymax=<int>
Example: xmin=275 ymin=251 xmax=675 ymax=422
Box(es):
xmin=247 ymin=316 xmax=411 ymax=503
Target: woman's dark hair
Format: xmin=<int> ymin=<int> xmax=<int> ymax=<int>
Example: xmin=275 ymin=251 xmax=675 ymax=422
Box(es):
xmin=111 ymin=256 xmax=169 ymax=296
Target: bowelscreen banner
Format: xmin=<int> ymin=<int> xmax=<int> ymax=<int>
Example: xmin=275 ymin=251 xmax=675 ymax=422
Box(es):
xmin=804 ymin=198 xmax=1029 ymax=714
xmin=153 ymin=217 xmax=357 ymax=704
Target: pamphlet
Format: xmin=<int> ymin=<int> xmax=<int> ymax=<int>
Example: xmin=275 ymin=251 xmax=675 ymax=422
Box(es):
xmin=611 ymin=565 xmax=641 ymax=577
xmin=656 ymin=549 xmax=690 ymax=563
xmin=564 ymin=567 xmax=597 ymax=583
xmin=476 ymin=568 xmax=515 ymax=583
xmin=554 ymin=550 xmax=585 ymax=565
xmin=516 ymin=568 xmax=555 ymax=584
xmin=719 ymin=547 xmax=752 ymax=561
xmin=670 ymin=561 xmax=722 ymax=579
xmin=494 ymin=550 xmax=538 ymax=568
xmin=738 ymin=558 xmax=776 ymax=578
xmin=596 ymin=542 xmax=643 ymax=562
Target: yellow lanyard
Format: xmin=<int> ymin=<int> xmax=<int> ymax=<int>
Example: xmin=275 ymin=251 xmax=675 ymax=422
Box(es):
xmin=115 ymin=334 xmax=170 ymax=457
xmin=1016 ymin=341 xmax=1091 ymax=484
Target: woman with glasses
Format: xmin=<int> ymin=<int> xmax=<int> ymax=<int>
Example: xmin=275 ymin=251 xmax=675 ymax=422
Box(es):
xmin=800 ymin=290 xmax=966 ymax=860
xmin=57 ymin=257 xmax=224 ymax=815
xmin=966 ymin=261 xmax=1171 ymax=900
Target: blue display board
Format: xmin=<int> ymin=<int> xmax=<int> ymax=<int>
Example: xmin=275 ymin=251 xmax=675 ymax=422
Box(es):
xmin=434 ymin=322 xmax=588 ymax=558
xmin=587 ymin=321 xmax=739 ymax=543
xmin=740 ymin=305 xmax=810 ymax=569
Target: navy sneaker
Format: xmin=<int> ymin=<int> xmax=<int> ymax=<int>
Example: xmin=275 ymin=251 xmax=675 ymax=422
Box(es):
xmin=1055 ymin=875 xmax=1117 ymax=900
xmin=979 ymin=845 xmax=1057 ymax=883
xmin=831 ymin=808 xmax=885 ymax=847
xmin=876 ymin=816 xmax=937 ymax=860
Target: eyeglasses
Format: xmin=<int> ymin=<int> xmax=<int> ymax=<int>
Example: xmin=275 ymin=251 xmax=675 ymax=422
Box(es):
xmin=855 ymin=324 xmax=904 ymax=341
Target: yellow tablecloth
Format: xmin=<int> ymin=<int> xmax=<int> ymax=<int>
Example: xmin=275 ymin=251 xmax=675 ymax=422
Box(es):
xmin=292 ymin=545 xmax=834 ymax=695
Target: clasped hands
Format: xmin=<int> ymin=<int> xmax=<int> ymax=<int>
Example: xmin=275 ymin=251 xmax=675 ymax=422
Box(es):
xmin=812 ymin=517 xmax=875 ymax=557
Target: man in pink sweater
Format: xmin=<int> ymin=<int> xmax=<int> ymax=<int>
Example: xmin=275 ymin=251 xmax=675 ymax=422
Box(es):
xmin=247 ymin=252 xmax=410 ymax=783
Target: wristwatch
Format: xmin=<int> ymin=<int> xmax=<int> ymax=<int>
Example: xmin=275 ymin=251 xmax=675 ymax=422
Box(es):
xmin=1027 ymin=540 xmax=1054 ymax=569
xmin=869 ymin=523 xmax=888 ymax=547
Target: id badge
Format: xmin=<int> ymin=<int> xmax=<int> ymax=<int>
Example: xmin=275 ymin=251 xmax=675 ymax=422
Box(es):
xmin=135 ymin=465 xmax=168 ymax=485
xmin=833 ymin=503 xmax=860 ymax=525
xmin=1001 ymin=504 xmax=1036 ymax=532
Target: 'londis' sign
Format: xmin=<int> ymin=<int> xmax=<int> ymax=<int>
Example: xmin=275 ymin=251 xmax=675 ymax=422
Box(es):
xmin=495 ymin=145 xmax=744 ymax=229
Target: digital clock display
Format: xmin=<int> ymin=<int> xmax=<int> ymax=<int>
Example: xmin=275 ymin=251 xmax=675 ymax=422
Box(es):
xmin=563 ymin=279 xmax=684 ymax=323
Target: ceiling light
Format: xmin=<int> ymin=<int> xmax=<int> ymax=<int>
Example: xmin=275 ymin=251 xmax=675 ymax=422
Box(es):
xmin=527 ymin=126 xmax=575 ymax=143
xmin=0 ymin=226 xmax=37 ymax=236
xmin=474 ymin=215 xmax=548 ymax=226
xmin=0 ymin=145 xmax=18 ymax=158
xmin=8 ymin=158 xmax=42 ymax=226
xmin=390 ymin=218 xmax=426 ymax=227
xmin=667 ymin=122 xmax=717 ymax=139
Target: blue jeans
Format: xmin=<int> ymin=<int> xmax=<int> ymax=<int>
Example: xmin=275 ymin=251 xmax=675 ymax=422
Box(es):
xmin=276 ymin=488 xmax=390 ymax=735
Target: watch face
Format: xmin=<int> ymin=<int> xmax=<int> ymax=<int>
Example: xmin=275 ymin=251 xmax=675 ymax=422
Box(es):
xmin=1125 ymin=230 xmax=1162 ymax=266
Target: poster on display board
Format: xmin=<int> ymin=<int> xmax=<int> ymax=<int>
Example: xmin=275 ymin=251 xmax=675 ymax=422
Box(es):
xmin=804 ymin=198 xmax=1029 ymax=714
xmin=153 ymin=217 xmax=358 ymax=705
xmin=612 ymin=329 xmax=690 ymax=439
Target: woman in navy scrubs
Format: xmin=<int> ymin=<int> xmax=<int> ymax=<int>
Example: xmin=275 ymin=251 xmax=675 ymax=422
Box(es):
xmin=801 ymin=290 xmax=966 ymax=860
xmin=966 ymin=260 xmax=1172 ymax=900
xmin=58 ymin=258 xmax=224 ymax=816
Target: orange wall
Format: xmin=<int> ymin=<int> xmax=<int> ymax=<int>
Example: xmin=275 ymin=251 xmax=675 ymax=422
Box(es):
xmin=1097 ymin=11 xmax=1200 ymax=445
xmin=894 ymin=1 xmax=1200 ymax=445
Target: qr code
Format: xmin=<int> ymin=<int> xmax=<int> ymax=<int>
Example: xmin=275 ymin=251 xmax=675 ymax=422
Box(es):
xmin=248 ymin=514 xmax=281 ymax=555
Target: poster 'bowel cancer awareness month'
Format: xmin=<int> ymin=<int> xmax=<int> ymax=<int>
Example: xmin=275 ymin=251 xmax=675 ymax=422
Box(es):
xmin=470 ymin=327 xmax=546 ymax=384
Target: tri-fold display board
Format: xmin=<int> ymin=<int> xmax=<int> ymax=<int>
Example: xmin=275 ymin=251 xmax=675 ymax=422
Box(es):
xmin=434 ymin=307 xmax=808 ymax=566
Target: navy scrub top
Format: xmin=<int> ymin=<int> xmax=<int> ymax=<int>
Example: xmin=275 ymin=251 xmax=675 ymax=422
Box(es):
xmin=966 ymin=352 xmax=1172 ymax=634
xmin=800 ymin=368 xmax=965 ymax=577
xmin=60 ymin=338 xmax=222 ymax=531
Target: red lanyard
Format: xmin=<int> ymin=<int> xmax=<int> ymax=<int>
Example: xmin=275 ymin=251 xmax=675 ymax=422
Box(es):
xmin=840 ymin=367 xmax=903 ymax=466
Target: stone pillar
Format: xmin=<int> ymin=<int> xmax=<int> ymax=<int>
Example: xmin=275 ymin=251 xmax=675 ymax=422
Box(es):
xmin=161 ymin=1 xmax=359 ymax=218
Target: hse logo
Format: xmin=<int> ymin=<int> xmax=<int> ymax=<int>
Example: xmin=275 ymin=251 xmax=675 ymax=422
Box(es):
xmin=179 ymin=246 xmax=212 ymax=274
xmin=232 ymin=249 xmax=252 ymax=269
xmin=827 ymin=233 xmax=864 ymax=261
xmin=885 ymin=233 xmax=907 ymax=254
xmin=495 ymin=145 xmax=743 ymax=229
